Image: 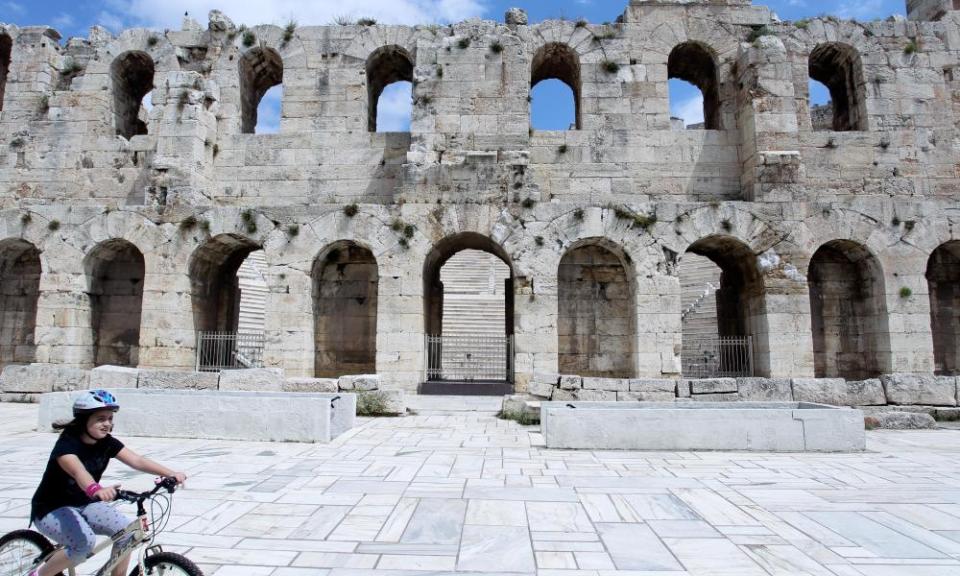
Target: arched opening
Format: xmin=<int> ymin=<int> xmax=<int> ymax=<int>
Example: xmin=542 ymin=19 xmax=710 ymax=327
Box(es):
xmin=531 ymin=43 xmax=581 ymax=130
xmin=808 ymin=240 xmax=890 ymax=379
xmin=86 ymin=240 xmax=144 ymax=367
xmin=0 ymin=239 xmax=40 ymax=369
xmin=189 ymin=234 xmax=266 ymax=370
xmin=366 ymin=45 xmax=413 ymax=133
xmin=0 ymin=34 xmax=11 ymax=113
xmin=558 ymin=240 xmax=635 ymax=378
xmin=240 ymin=47 xmax=283 ymax=134
xmin=111 ymin=51 xmax=155 ymax=139
xmin=680 ymin=236 xmax=765 ymax=378
xmin=809 ymin=43 xmax=867 ymax=131
xmin=668 ymin=42 xmax=721 ymax=130
xmin=927 ymin=241 xmax=960 ymax=375
xmin=423 ymin=233 xmax=514 ymax=391
xmin=313 ymin=242 xmax=379 ymax=377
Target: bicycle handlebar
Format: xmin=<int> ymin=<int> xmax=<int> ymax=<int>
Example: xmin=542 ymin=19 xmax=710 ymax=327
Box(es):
xmin=115 ymin=476 xmax=180 ymax=503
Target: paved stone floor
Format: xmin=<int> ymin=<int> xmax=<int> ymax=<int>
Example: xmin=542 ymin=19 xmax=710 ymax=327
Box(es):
xmin=2 ymin=402 xmax=960 ymax=576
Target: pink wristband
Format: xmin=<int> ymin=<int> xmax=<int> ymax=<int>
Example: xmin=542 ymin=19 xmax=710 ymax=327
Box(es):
xmin=84 ymin=483 xmax=102 ymax=498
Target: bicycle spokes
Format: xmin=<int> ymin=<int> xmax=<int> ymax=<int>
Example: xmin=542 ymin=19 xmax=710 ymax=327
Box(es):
xmin=0 ymin=539 xmax=44 ymax=576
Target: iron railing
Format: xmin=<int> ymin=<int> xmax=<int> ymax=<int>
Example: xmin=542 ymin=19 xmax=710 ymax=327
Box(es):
xmin=425 ymin=334 xmax=514 ymax=382
xmin=195 ymin=331 xmax=265 ymax=372
xmin=682 ymin=335 xmax=754 ymax=378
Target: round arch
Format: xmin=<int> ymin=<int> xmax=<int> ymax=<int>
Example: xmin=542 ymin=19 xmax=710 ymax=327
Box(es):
xmin=927 ymin=241 xmax=960 ymax=375
xmin=84 ymin=238 xmax=145 ymax=367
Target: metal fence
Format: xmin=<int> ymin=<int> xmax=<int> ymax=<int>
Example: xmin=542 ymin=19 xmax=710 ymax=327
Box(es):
xmin=682 ymin=335 xmax=754 ymax=378
xmin=425 ymin=334 xmax=514 ymax=382
xmin=196 ymin=331 xmax=266 ymax=372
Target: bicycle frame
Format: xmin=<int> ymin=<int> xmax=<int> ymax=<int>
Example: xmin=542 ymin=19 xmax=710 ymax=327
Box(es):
xmin=68 ymin=510 xmax=153 ymax=576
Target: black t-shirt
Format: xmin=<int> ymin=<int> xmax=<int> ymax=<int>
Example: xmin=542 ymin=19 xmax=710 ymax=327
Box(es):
xmin=30 ymin=431 xmax=124 ymax=522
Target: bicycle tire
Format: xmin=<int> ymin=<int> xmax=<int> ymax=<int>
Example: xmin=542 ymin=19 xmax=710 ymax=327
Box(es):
xmin=128 ymin=551 xmax=203 ymax=576
xmin=0 ymin=529 xmax=62 ymax=576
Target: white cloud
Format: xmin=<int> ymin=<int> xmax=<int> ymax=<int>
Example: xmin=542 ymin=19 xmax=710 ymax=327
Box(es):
xmin=99 ymin=0 xmax=487 ymax=31
xmin=376 ymin=81 xmax=413 ymax=131
xmin=672 ymin=93 xmax=704 ymax=128
xmin=833 ymin=0 xmax=887 ymax=20
xmin=2 ymin=2 xmax=25 ymax=16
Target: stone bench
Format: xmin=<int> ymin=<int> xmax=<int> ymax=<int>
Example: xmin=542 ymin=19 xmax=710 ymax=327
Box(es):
xmin=540 ymin=401 xmax=865 ymax=452
xmin=37 ymin=388 xmax=356 ymax=443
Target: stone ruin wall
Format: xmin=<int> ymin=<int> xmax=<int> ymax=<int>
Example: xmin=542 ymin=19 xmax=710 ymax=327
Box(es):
xmin=0 ymin=0 xmax=959 ymax=393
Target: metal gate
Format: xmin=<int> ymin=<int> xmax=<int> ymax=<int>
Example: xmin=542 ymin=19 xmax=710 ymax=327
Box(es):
xmin=682 ymin=335 xmax=753 ymax=378
xmin=425 ymin=334 xmax=514 ymax=382
xmin=196 ymin=331 xmax=265 ymax=372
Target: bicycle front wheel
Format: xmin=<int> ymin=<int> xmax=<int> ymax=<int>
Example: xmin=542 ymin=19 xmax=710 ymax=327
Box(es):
xmin=129 ymin=551 xmax=203 ymax=576
xmin=0 ymin=530 xmax=58 ymax=576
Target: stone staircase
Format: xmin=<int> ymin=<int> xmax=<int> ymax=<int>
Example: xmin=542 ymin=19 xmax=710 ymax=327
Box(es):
xmin=237 ymin=250 xmax=268 ymax=335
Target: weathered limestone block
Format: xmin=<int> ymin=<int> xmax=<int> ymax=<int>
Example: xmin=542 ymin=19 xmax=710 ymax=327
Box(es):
xmin=90 ymin=366 xmax=139 ymax=390
xmin=552 ymin=388 xmax=577 ymax=401
xmin=864 ymin=412 xmax=937 ymax=429
xmin=527 ymin=380 xmax=555 ymax=399
xmin=736 ymin=378 xmax=793 ymax=401
xmin=219 ymin=368 xmax=284 ymax=391
xmin=880 ymin=374 xmax=957 ymax=406
xmin=628 ymin=378 xmax=677 ymax=401
xmin=582 ymin=377 xmax=629 ymax=392
xmin=138 ymin=369 xmax=219 ymax=390
xmin=283 ymin=377 xmax=338 ymax=393
xmin=576 ymin=389 xmax=617 ymax=401
xmin=532 ymin=372 xmax=559 ymax=386
xmin=693 ymin=393 xmax=741 ymax=402
xmin=0 ymin=364 xmax=89 ymax=393
xmin=791 ymin=378 xmax=851 ymax=406
xmin=505 ymin=8 xmax=528 ymax=25
xmin=844 ymin=380 xmax=887 ymax=406
xmin=338 ymin=374 xmax=380 ymax=391
xmin=688 ymin=378 xmax=738 ymax=395
xmin=501 ymin=394 xmax=540 ymax=421
xmin=558 ymin=375 xmax=583 ymax=391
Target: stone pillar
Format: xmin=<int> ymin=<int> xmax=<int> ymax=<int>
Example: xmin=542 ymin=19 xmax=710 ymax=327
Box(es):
xmin=883 ymin=246 xmax=936 ymax=373
xmin=513 ymin=272 xmax=557 ymax=390
xmin=376 ymin=256 xmax=424 ymax=392
xmin=761 ymin=272 xmax=815 ymax=378
xmin=137 ymin=245 xmax=195 ymax=370
xmin=262 ymin=266 xmax=313 ymax=377
xmin=635 ymin=274 xmax=682 ymax=379
xmin=34 ymin=237 xmax=94 ymax=368
xmin=736 ymin=35 xmax=801 ymax=202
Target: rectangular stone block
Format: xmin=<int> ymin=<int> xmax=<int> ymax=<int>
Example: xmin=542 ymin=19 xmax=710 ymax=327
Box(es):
xmin=218 ymin=368 xmax=284 ymax=391
xmin=0 ymin=364 xmax=89 ymax=394
xmin=338 ymin=374 xmax=380 ymax=391
xmin=791 ymin=378 xmax=849 ymax=406
xmin=844 ymin=379 xmax=887 ymax=406
xmin=532 ymin=372 xmax=559 ymax=386
xmin=617 ymin=391 xmax=675 ymax=402
xmin=558 ymin=375 xmax=583 ymax=390
xmin=38 ymin=388 xmax=355 ymax=442
xmin=575 ymin=389 xmax=617 ymax=401
xmin=527 ymin=380 xmax=555 ymax=399
xmin=582 ymin=377 xmax=629 ymax=392
xmin=282 ymin=377 xmax=338 ymax=393
xmin=541 ymin=401 xmax=864 ymax=452
xmin=90 ymin=365 xmax=139 ymax=390
xmin=881 ymin=373 xmax=958 ymax=406
xmin=688 ymin=378 xmax=738 ymax=395
xmin=138 ymin=369 xmax=219 ymax=390
xmin=629 ymin=378 xmax=677 ymax=395
xmin=736 ymin=378 xmax=793 ymax=401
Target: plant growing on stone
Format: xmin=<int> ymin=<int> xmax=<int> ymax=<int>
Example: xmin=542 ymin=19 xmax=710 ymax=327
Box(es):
xmin=521 ymin=197 xmax=536 ymax=209
xmin=573 ymin=208 xmax=584 ymax=221
xmin=535 ymin=236 xmax=544 ymax=246
xmin=575 ymin=19 xmax=588 ymax=28
xmin=147 ymin=35 xmax=159 ymax=47
xmin=357 ymin=17 xmax=377 ymax=26
xmin=241 ymin=209 xmax=257 ymax=233
xmin=20 ymin=213 xmax=31 ymax=226
xmin=904 ymin=40 xmax=918 ymax=55
xmin=558 ymin=144 xmax=568 ymax=154
xmin=601 ymin=59 xmax=620 ymax=74
xmin=199 ymin=218 xmax=210 ymax=233
xmin=179 ymin=215 xmax=198 ymax=231
xmin=47 ymin=220 xmax=60 ymax=231
xmin=721 ymin=219 xmax=732 ymax=232
xmin=242 ymin=30 xmax=256 ymax=47
xmin=747 ymin=25 xmax=774 ymax=43
xmin=490 ymin=40 xmax=504 ymax=54
xmin=286 ymin=223 xmax=299 ymax=237
xmin=282 ymin=21 xmax=297 ymax=45
xmin=355 ymin=390 xmax=394 ymax=416
xmin=795 ymin=19 xmax=810 ymax=30
xmin=457 ymin=37 xmax=471 ymax=49
xmin=899 ymin=286 xmax=913 ymax=298
xmin=497 ymin=408 xmax=538 ymax=425
xmin=344 ymin=203 xmax=359 ymax=217
xmin=435 ymin=65 xmax=444 ymax=78
xmin=633 ymin=213 xmax=657 ymax=230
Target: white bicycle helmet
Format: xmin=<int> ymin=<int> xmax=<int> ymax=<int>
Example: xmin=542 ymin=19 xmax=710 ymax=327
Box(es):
xmin=73 ymin=389 xmax=120 ymax=417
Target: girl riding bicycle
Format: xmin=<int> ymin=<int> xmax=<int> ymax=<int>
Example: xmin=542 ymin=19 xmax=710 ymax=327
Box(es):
xmin=28 ymin=390 xmax=187 ymax=576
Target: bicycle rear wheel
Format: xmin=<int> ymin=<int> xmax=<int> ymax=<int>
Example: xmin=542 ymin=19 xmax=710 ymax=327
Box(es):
xmin=129 ymin=551 xmax=203 ymax=576
xmin=0 ymin=530 xmax=59 ymax=576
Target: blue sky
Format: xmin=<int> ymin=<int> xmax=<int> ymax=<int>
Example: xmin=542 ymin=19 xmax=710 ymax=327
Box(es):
xmin=3 ymin=0 xmax=907 ymax=132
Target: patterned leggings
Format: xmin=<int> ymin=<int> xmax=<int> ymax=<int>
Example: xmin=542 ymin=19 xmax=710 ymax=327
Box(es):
xmin=33 ymin=503 xmax=132 ymax=563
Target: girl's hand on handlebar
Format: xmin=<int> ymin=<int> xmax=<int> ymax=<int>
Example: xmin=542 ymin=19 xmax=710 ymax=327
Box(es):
xmin=95 ymin=484 xmax=122 ymax=502
xmin=172 ymin=472 xmax=187 ymax=485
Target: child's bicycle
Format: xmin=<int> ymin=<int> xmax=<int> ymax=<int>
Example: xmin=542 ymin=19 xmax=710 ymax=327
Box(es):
xmin=0 ymin=477 xmax=201 ymax=576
